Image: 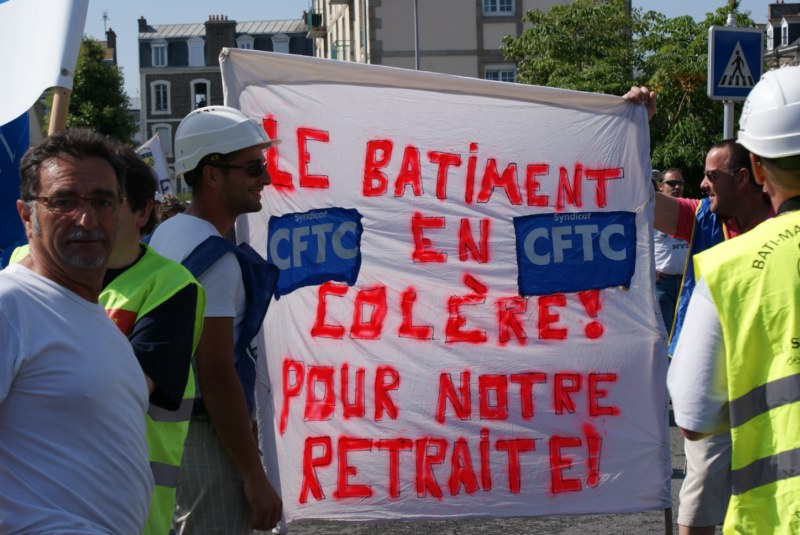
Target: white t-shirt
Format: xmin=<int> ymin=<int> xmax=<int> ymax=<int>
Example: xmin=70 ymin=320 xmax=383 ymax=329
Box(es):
xmin=653 ymin=230 xmax=690 ymax=274
xmin=666 ymin=277 xmax=729 ymax=434
xmin=149 ymin=214 xmax=245 ymax=335
xmin=0 ymin=264 xmax=152 ymax=534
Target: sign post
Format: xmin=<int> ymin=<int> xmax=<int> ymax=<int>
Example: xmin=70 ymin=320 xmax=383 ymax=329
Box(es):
xmin=708 ymin=23 xmax=763 ymax=138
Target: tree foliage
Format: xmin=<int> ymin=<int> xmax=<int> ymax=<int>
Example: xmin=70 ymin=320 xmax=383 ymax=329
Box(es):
xmin=503 ymin=0 xmax=636 ymax=95
xmin=44 ymin=37 xmax=136 ymax=143
xmin=502 ymin=1 xmax=758 ymax=195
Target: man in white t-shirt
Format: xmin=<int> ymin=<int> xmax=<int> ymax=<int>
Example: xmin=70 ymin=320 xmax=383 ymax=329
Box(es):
xmin=652 ymin=168 xmax=689 ymax=334
xmin=0 ymin=129 xmax=152 ymax=533
xmin=149 ymin=106 xmax=282 ymax=534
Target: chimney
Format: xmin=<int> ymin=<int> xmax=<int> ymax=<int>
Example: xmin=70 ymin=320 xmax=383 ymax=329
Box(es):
xmin=106 ymin=28 xmax=117 ymax=65
xmin=204 ymin=14 xmax=236 ymax=66
xmin=138 ymin=16 xmax=147 ymax=32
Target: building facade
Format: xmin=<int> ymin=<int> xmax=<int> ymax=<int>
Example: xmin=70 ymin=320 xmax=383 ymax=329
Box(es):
xmin=137 ymin=15 xmax=313 ymax=191
xmin=765 ymin=3 xmax=800 ymax=68
xmin=305 ymin=0 xmax=573 ymax=81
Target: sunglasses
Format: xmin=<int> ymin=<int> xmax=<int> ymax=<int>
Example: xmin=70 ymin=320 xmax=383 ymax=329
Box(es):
xmin=662 ymin=180 xmax=684 ymax=187
xmin=209 ymin=160 xmax=268 ymax=178
xmin=703 ymin=169 xmax=739 ymax=182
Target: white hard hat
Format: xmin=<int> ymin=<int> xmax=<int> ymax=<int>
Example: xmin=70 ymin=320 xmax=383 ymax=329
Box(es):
xmin=173 ymin=106 xmax=278 ymax=177
xmin=738 ymin=66 xmax=800 ymax=159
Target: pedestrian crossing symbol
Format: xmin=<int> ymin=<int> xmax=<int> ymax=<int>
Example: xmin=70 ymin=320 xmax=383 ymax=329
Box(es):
xmin=719 ymin=43 xmax=755 ymax=88
xmin=708 ymin=26 xmax=763 ymax=101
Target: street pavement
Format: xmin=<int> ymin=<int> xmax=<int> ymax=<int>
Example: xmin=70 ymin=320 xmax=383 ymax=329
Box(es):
xmin=261 ymin=413 xmax=724 ymax=535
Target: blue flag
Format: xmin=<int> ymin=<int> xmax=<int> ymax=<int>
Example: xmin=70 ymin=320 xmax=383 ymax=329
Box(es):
xmin=0 ymin=112 xmax=29 ymax=267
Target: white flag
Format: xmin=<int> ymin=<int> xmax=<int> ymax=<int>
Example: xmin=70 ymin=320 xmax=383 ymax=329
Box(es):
xmin=0 ymin=0 xmax=89 ymax=126
xmin=137 ymin=133 xmax=174 ymax=195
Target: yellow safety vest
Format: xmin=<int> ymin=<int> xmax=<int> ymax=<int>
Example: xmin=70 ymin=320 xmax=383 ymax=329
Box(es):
xmin=696 ymin=212 xmax=800 ymax=534
xmin=100 ymin=245 xmax=205 ymax=535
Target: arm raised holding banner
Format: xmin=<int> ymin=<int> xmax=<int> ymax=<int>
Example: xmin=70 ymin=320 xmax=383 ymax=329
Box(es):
xmin=623 ymin=86 xmax=682 ymax=236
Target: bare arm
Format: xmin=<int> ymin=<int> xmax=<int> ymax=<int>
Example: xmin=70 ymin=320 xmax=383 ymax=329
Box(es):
xmin=653 ymin=192 xmax=680 ymax=236
xmin=623 ymin=87 xmax=678 ymax=234
xmin=145 ymin=374 xmax=155 ymax=394
xmin=196 ymin=316 xmax=282 ymax=530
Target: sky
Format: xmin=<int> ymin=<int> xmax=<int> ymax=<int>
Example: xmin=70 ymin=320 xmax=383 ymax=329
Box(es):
xmin=81 ymin=0 xmax=774 ymax=99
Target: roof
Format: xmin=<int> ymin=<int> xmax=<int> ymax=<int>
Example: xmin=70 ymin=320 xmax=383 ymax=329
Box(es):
xmin=139 ymin=19 xmax=306 ymax=40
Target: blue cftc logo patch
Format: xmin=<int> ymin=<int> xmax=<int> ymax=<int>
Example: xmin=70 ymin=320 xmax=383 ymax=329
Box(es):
xmin=513 ymin=211 xmax=636 ymax=296
xmin=267 ymin=207 xmax=363 ymax=298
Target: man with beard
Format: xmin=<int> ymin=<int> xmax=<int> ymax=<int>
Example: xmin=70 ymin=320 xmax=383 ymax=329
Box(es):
xmin=0 ymin=129 xmax=152 ymax=533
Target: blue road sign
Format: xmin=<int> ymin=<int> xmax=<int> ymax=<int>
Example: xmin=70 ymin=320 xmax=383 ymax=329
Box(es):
xmin=708 ymin=26 xmax=763 ymax=101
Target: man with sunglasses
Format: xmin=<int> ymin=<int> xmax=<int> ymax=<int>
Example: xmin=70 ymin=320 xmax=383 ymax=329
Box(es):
xmin=149 ymin=106 xmax=282 ymax=534
xmin=652 ymin=168 xmax=689 ymax=335
xmin=0 ymin=129 xmax=153 ymax=533
xmin=628 ymin=88 xmax=773 ymax=535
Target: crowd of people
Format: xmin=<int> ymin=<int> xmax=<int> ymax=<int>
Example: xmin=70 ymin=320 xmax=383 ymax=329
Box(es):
xmin=0 ymin=105 xmax=283 ymax=534
xmin=0 ymin=65 xmax=798 ymax=534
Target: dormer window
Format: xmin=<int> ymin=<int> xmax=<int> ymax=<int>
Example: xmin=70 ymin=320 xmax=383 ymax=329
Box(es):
xmin=237 ymin=35 xmax=254 ymax=50
xmin=767 ymin=25 xmax=774 ymax=51
xmin=783 ymin=20 xmax=789 ymax=47
xmin=188 ymin=37 xmax=205 ymax=67
xmin=272 ymin=33 xmax=290 ymax=54
xmin=152 ymin=40 xmax=167 ymax=67
xmin=483 ymin=0 xmax=513 ymax=16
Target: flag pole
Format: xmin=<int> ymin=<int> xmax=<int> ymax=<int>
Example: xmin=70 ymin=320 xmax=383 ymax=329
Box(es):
xmin=48 ymin=87 xmax=71 ymax=135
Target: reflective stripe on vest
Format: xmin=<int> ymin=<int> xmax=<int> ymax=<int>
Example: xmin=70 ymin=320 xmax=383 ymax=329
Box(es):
xmin=148 ymin=397 xmax=194 ymax=423
xmin=151 ymin=460 xmax=180 ymax=488
xmin=731 ymin=447 xmax=800 ymax=496
xmin=729 ymin=373 xmax=800 ymax=428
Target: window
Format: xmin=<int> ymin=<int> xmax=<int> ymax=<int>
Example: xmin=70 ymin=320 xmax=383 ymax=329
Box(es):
xmin=237 ymin=35 xmax=254 ymax=50
xmin=152 ymin=41 xmax=167 ymax=67
xmin=150 ymin=81 xmax=171 ymax=114
xmin=767 ymin=25 xmax=774 ymax=52
xmin=152 ymin=124 xmax=172 ymax=157
xmin=485 ymin=65 xmax=516 ymax=83
xmin=272 ymin=33 xmax=290 ymax=54
xmin=483 ymin=0 xmax=513 ymax=15
xmin=188 ymin=37 xmax=205 ymax=67
xmin=782 ymin=21 xmax=789 ymax=47
xmin=191 ymin=79 xmax=210 ymax=109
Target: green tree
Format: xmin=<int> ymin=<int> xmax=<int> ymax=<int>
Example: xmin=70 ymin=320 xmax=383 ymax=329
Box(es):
xmin=502 ymin=0 xmax=637 ymax=95
xmin=639 ymin=4 xmax=755 ymax=194
xmin=44 ymin=37 xmax=136 ymax=143
xmin=502 ymin=1 xmax=758 ymax=195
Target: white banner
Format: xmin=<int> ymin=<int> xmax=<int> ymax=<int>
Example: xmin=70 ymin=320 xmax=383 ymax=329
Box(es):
xmin=0 ymin=0 xmax=89 ymax=126
xmin=137 ymin=133 xmax=175 ymax=195
xmin=222 ymin=49 xmax=670 ymax=523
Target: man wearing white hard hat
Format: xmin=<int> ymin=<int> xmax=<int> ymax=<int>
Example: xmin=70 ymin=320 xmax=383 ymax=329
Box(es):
xmin=149 ymin=106 xmax=282 ymax=534
xmin=668 ymin=66 xmax=800 ymax=534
